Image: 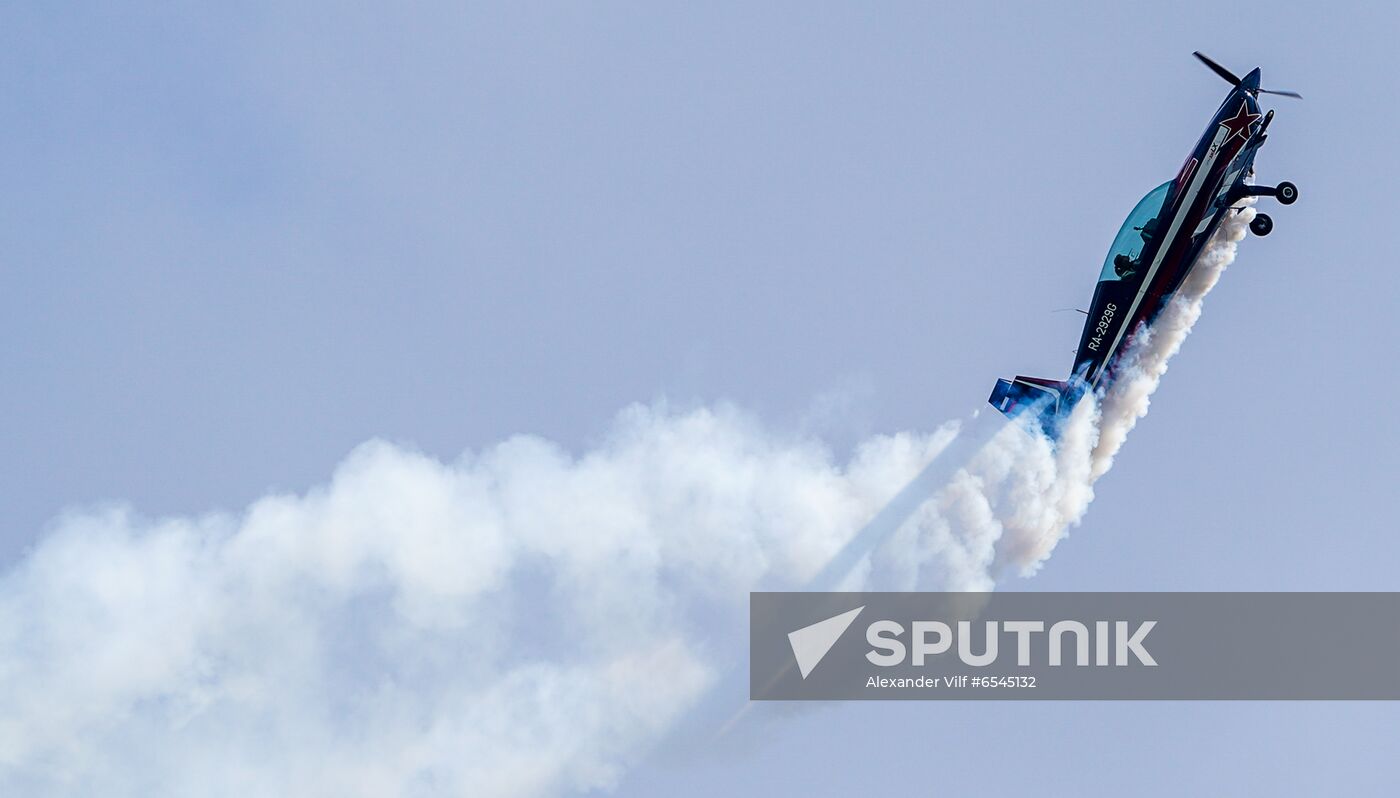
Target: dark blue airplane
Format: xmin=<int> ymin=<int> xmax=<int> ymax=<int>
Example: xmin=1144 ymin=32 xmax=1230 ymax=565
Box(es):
xmin=989 ymin=52 xmax=1299 ymax=435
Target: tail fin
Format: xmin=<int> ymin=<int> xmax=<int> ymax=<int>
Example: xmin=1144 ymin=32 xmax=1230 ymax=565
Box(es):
xmin=988 ymin=375 xmax=1074 ymax=436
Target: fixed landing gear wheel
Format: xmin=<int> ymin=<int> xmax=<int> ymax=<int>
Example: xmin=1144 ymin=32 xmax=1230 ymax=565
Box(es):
xmin=1276 ymin=181 xmax=1298 ymax=205
xmin=1250 ymin=213 xmax=1274 ymax=236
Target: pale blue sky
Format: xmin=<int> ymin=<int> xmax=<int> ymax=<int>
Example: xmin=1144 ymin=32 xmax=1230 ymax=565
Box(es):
xmin=2 ymin=2 xmax=1397 ymax=795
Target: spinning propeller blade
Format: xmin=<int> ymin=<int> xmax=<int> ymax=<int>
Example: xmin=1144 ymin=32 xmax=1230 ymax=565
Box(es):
xmin=1193 ymin=51 xmax=1302 ymax=99
xmin=1193 ymin=51 xmax=1241 ymax=86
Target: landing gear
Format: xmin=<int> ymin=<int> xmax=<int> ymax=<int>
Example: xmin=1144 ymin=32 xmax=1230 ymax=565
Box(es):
xmin=1227 ymin=181 xmax=1302 ymax=206
xmin=1250 ymin=213 xmax=1274 ymax=236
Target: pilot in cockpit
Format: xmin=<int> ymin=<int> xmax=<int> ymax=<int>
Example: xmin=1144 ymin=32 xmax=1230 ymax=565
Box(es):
xmin=1136 ymin=217 xmax=1161 ymax=245
xmin=1113 ymin=253 xmax=1138 ymax=278
xmin=1114 ymin=216 xmax=1162 ymax=279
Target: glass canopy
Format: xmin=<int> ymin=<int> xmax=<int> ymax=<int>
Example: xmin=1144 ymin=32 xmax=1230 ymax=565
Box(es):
xmin=1100 ymin=180 xmax=1173 ymax=282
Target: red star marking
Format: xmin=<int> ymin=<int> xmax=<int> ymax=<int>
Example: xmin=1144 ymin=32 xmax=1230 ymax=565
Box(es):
xmin=1218 ymin=100 xmax=1261 ymax=144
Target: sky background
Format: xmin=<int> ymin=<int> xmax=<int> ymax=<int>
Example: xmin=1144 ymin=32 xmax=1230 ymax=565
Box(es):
xmin=2 ymin=1 xmax=1397 ymax=795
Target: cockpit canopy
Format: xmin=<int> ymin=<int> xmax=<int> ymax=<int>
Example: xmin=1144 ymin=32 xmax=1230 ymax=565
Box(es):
xmin=1100 ymin=180 xmax=1174 ymax=282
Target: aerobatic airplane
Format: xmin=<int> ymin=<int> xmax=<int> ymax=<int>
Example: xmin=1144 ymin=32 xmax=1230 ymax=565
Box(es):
xmin=989 ymin=52 xmax=1299 ymax=435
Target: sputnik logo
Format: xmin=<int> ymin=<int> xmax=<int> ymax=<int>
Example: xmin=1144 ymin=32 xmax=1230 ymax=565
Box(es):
xmin=787 ymin=606 xmax=865 ymax=679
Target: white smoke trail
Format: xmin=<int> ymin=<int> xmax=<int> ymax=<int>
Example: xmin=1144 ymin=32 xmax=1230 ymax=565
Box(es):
xmin=0 ymin=406 xmax=954 ymax=796
xmin=1090 ymin=201 xmax=1256 ymax=479
xmin=0 ymin=206 xmax=1252 ymax=795
xmin=866 ymin=200 xmax=1256 ymax=588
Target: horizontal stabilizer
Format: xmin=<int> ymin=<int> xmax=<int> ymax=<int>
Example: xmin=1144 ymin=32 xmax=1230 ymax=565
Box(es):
xmin=988 ymin=375 xmax=1075 ymax=436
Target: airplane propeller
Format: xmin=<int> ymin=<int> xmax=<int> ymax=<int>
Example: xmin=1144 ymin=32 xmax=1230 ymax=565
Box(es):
xmin=1193 ymin=51 xmax=1302 ymax=99
xmin=1193 ymin=51 xmax=1240 ymax=85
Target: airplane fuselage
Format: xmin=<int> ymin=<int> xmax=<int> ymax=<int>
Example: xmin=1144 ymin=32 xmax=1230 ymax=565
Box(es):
xmin=1072 ymin=76 xmax=1266 ymax=389
xmin=987 ymin=60 xmax=1295 ymax=436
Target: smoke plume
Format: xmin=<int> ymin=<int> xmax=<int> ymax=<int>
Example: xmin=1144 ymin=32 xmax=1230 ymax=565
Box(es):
xmin=864 ymin=201 xmax=1255 ymax=589
xmin=0 ymin=206 xmax=1252 ymax=795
